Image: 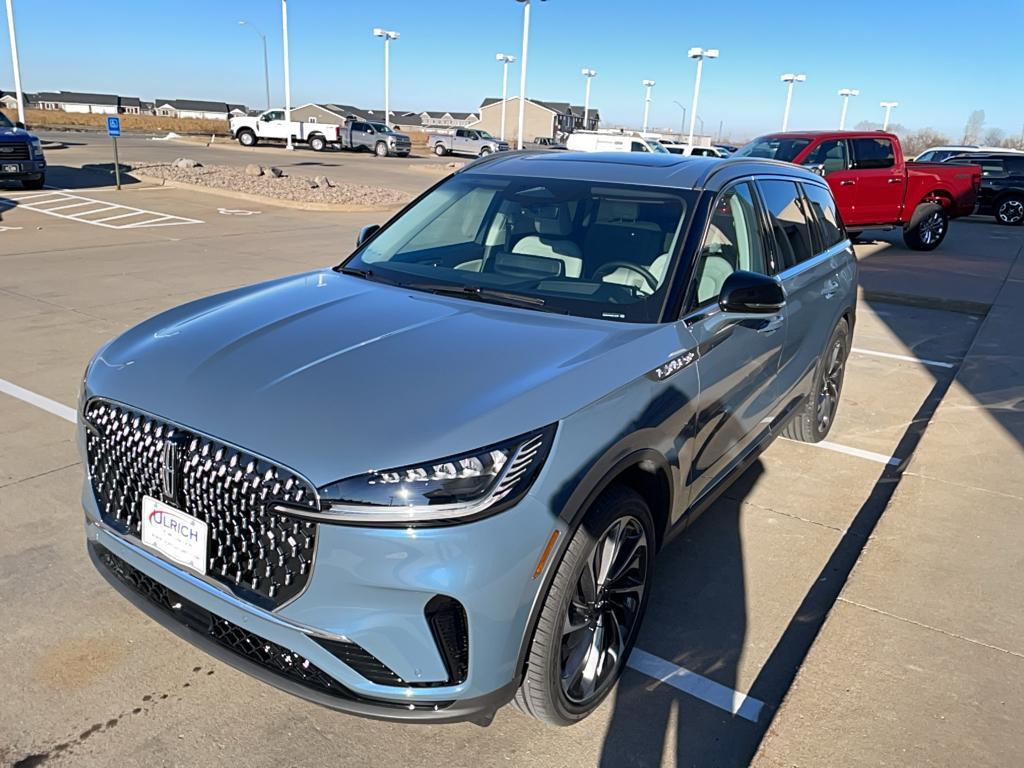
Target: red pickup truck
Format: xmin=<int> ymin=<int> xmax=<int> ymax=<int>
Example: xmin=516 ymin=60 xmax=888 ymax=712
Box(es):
xmin=734 ymin=131 xmax=981 ymax=251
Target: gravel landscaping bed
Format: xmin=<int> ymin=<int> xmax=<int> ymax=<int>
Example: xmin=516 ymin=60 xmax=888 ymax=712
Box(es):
xmin=129 ymin=159 xmax=414 ymax=208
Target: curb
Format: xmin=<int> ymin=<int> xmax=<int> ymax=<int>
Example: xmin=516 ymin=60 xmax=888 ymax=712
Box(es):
xmin=129 ymin=171 xmax=405 ymax=213
xmin=859 ymin=287 xmax=991 ymax=316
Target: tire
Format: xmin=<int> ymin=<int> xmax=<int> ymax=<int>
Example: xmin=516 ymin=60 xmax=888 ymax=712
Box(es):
xmin=479 ymin=146 xmax=492 ymax=157
xmin=237 ymin=129 xmax=258 ymax=147
xmin=309 ymin=134 xmax=326 ymax=152
xmin=902 ymin=202 xmax=948 ymax=251
xmin=994 ymin=194 xmax=1024 ymax=226
xmin=782 ymin=318 xmax=850 ymax=443
xmin=434 ymin=143 xmax=447 ymax=157
xmin=375 ymin=141 xmax=389 ymax=158
xmin=21 ymin=174 xmax=45 ymax=190
xmin=511 ymin=484 xmax=655 ymax=726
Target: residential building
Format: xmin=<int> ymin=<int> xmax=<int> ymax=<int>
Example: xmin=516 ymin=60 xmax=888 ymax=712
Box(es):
xmin=154 ymin=99 xmax=234 ymax=120
xmin=119 ymin=97 xmax=143 ymax=115
xmin=476 ymin=97 xmax=599 ymax=143
xmin=290 ymin=103 xmax=425 ymax=132
xmin=33 ymin=91 xmax=121 ymax=114
xmin=419 ymin=110 xmax=479 ymax=129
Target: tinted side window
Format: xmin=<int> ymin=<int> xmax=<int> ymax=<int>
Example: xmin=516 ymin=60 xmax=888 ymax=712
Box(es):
xmin=1005 ymin=157 xmax=1024 ymax=176
xmin=456 ymin=129 xmax=467 ymax=137
xmin=630 ymin=141 xmax=648 ymax=152
xmin=802 ymin=183 xmax=846 ymax=249
xmin=758 ymin=179 xmax=816 ymax=270
xmin=803 ymin=139 xmax=849 ymax=175
xmin=851 ymin=138 xmax=895 ymax=169
xmin=352 ymin=122 xmax=369 ymax=132
xmin=691 ymin=182 xmax=768 ymax=306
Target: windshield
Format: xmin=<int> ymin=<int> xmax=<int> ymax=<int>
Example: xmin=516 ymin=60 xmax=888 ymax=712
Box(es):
xmin=647 ymin=140 xmax=670 ymax=154
xmin=733 ymin=136 xmax=812 ymax=162
xmin=0 ymin=112 xmax=13 ymax=128
xmin=370 ymin=122 xmax=392 ymax=133
xmin=340 ymin=174 xmax=694 ymax=323
xmin=477 ymin=130 xmax=495 ymax=140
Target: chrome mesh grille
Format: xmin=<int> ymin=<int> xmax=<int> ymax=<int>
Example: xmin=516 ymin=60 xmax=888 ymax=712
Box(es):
xmin=84 ymin=399 xmax=319 ymax=608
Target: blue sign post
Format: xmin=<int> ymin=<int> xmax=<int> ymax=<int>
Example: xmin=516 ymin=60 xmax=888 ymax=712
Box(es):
xmin=107 ymin=116 xmax=122 ymax=189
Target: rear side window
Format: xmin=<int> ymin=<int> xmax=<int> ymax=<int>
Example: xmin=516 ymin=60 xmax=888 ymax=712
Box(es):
xmin=851 ymin=138 xmax=895 ymax=169
xmin=802 ymin=183 xmax=846 ymax=249
xmin=757 ymin=179 xmax=816 ymax=270
xmin=1005 ymin=157 xmax=1024 ymax=175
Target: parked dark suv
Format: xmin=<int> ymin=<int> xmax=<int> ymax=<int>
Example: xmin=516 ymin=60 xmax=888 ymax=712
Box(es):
xmin=81 ymin=152 xmax=856 ymax=726
xmin=946 ymin=152 xmax=1024 ymax=225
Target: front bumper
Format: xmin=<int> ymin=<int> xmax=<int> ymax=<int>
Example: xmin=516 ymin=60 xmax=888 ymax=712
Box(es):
xmin=0 ymin=158 xmax=45 ymax=180
xmin=82 ymin=472 xmax=560 ymax=723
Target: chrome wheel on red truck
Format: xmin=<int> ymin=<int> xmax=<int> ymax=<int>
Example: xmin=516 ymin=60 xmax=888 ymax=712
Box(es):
xmin=902 ymin=203 xmax=949 ymax=251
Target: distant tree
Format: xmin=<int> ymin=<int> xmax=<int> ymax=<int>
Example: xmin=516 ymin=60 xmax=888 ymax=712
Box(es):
xmin=901 ymin=128 xmax=951 ymax=157
xmin=982 ymin=127 xmax=1005 ymax=146
xmin=962 ymin=110 xmax=985 ymax=143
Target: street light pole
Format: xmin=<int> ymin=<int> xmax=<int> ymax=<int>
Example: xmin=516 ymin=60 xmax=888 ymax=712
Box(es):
xmin=780 ymin=73 xmax=805 ymax=131
xmin=837 ymin=88 xmax=859 ymax=130
xmin=641 ymin=79 xmax=655 ymax=133
xmin=581 ymin=68 xmax=596 ymax=130
xmin=239 ymin=21 xmax=271 ymax=110
xmin=880 ymin=100 xmax=899 ymax=131
xmin=4 ymin=0 xmax=25 ymax=126
xmin=373 ymin=28 xmax=400 ymax=129
xmin=514 ymin=0 xmax=532 ymax=150
xmin=496 ymin=53 xmax=515 ymax=141
xmin=672 ymin=100 xmax=686 ymax=137
xmin=687 ymin=47 xmax=718 ymax=145
xmin=281 ymin=0 xmax=293 ymax=150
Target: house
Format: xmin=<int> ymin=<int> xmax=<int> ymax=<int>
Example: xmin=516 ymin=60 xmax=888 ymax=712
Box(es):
xmin=290 ymin=103 xmax=423 ymax=131
xmin=154 ymin=99 xmax=232 ymax=120
xmin=227 ymin=104 xmax=248 ymax=118
xmin=119 ymin=96 xmax=143 ymax=115
xmin=419 ymin=110 xmax=479 ymax=129
xmin=33 ymin=91 xmax=121 ymax=114
xmin=476 ymin=97 xmax=600 ymax=142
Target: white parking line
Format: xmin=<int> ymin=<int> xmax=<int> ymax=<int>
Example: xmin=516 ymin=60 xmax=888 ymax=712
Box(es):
xmin=789 ymin=438 xmax=902 ymax=467
xmin=627 ymin=648 xmax=764 ymax=721
xmin=0 ymin=378 xmax=76 ymax=423
xmin=0 ymin=189 xmax=203 ymax=229
xmin=851 ymin=347 xmax=956 ymax=369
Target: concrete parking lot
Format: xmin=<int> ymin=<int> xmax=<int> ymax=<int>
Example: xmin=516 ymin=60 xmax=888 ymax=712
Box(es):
xmin=1 ymin=138 xmax=1022 ymax=767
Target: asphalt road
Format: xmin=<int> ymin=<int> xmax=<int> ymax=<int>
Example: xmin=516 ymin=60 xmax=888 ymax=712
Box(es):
xmin=1 ymin=150 xmax=1021 ymax=767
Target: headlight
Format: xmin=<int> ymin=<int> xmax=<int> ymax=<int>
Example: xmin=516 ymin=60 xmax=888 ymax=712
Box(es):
xmin=273 ymin=426 xmax=555 ymax=526
xmin=30 ymin=139 xmax=43 ymax=158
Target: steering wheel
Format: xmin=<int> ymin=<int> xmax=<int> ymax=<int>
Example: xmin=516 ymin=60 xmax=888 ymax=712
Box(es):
xmin=592 ymin=261 xmax=659 ymax=293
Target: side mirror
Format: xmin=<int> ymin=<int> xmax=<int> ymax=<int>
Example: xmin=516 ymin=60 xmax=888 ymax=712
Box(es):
xmin=803 ymin=162 xmax=825 ymax=176
xmin=356 ymin=224 xmax=380 ymax=247
xmin=719 ymin=271 xmax=785 ymax=314
xmin=14 ymin=121 xmax=25 ymax=129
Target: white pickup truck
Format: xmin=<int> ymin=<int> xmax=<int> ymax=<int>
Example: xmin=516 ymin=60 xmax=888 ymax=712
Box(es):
xmin=229 ymin=109 xmax=341 ymax=152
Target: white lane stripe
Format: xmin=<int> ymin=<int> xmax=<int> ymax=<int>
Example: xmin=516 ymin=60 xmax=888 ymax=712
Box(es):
xmin=851 ymin=347 xmax=956 ymax=369
xmin=627 ymin=648 xmax=764 ymax=722
xmin=790 ymin=438 xmax=902 ymax=467
xmin=0 ymin=378 xmax=77 ymax=423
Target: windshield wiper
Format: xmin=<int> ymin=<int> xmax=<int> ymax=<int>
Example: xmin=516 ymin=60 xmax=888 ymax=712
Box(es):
xmin=337 ymin=266 xmax=403 ymax=286
xmin=402 ymin=282 xmax=564 ymax=313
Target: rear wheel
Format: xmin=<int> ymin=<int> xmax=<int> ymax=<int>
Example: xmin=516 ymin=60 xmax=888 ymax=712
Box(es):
xmin=783 ymin=318 xmax=850 ymax=443
xmin=995 ymin=194 xmax=1024 ymax=226
xmin=309 ymin=134 xmax=327 ymax=152
xmin=237 ymin=129 xmax=258 ymax=147
xmin=434 ymin=143 xmax=447 ymax=157
xmin=21 ymin=174 xmax=45 ymax=190
xmin=902 ymin=202 xmax=948 ymax=251
xmin=511 ymin=484 xmax=654 ymax=726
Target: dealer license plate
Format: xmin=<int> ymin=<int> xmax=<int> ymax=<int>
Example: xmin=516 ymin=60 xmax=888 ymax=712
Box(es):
xmin=140 ymin=495 xmax=208 ymax=574
xmin=2 ymin=163 xmax=20 ymax=173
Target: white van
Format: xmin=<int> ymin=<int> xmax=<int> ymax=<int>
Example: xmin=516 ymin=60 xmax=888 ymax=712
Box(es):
xmin=659 ymin=140 xmax=725 ymax=157
xmin=566 ymin=132 xmax=669 ymax=154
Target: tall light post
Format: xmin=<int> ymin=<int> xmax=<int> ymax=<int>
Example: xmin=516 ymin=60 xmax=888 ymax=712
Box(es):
xmin=281 ymin=0 xmax=293 ymax=150
xmin=581 ymin=68 xmax=596 ymax=130
xmin=239 ymin=20 xmax=271 ymax=110
xmin=495 ymin=53 xmax=515 ymax=140
xmin=672 ymin=100 xmax=687 ymax=137
xmin=373 ymin=28 xmax=400 ymax=129
xmin=4 ymin=0 xmax=25 ymax=126
xmin=514 ymin=0 xmax=536 ymax=150
xmin=837 ymin=88 xmax=859 ymax=130
xmin=780 ymin=73 xmax=805 ymax=131
xmin=687 ymin=47 xmax=718 ymax=145
xmin=641 ymin=79 xmax=655 ymax=133
xmin=880 ymin=100 xmax=899 ymax=131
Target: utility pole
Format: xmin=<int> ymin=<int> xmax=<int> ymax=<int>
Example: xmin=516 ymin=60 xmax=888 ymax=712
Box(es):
xmin=687 ymin=47 xmax=719 ymax=145
xmin=515 ymin=0 xmax=532 ymax=150
xmin=641 ymin=80 xmax=655 ymax=133
xmin=496 ymin=53 xmax=515 ymax=141
xmin=4 ymin=0 xmax=25 ymax=125
xmin=281 ymin=0 xmax=293 ymax=149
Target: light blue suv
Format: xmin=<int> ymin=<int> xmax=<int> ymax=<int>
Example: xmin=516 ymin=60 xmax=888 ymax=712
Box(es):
xmin=81 ymin=152 xmax=856 ymax=726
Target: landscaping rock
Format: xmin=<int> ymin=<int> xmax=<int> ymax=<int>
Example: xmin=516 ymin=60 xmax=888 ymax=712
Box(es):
xmin=268 ymin=166 xmax=284 ymax=178
xmin=173 ymin=157 xmax=201 ymax=169
xmin=244 ymin=164 xmax=264 ymax=177
xmin=314 ymin=175 xmax=335 ymax=188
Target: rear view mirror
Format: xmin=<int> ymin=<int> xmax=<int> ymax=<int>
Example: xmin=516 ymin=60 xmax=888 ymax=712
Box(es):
xmin=14 ymin=121 xmax=25 ymax=129
xmin=356 ymin=224 xmax=380 ymax=246
xmin=719 ymin=271 xmax=785 ymax=314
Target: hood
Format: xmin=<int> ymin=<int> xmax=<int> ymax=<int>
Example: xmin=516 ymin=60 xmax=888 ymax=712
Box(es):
xmin=0 ymin=127 xmax=33 ymax=142
xmin=86 ymin=271 xmax=678 ymax=486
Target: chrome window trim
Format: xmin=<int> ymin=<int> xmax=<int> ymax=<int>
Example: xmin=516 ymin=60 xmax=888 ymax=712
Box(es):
xmin=775 ymin=239 xmax=851 ymax=281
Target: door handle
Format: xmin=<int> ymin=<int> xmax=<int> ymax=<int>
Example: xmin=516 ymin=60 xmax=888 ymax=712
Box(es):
xmin=839 ymin=179 xmax=855 ymax=186
xmin=756 ymin=316 xmax=785 ymax=334
xmin=822 ymin=279 xmax=840 ymax=299
xmin=887 ymin=178 xmax=902 ymax=184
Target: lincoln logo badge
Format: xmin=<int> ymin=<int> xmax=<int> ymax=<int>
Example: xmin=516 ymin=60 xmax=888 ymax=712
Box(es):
xmin=160 ymin=437 xmax=183 ymax=502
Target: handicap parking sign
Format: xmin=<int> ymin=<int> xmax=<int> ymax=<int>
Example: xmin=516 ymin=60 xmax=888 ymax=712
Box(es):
xmin=107 ymin=116 xmax=121 ymax=137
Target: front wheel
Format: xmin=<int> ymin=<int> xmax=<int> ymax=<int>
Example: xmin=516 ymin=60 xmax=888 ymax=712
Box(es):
xmin=479 ymin=146 xmax=492 ymax=157
xmin=21 ymin=174 xmax=45 ymax=190
xmin=995 ymin=195 xmax=1024 ymax=226
xmin=511 ymin=484 xmax=654 ymax=726
xmin=902 ymin=202 xmax=948 ymax=251
xmin=783 ymin=318 xmax=850 ymax=443
xmin=434 ymin=143 xmax=447 ymax=157
xmin=375 ymin=141 xmax=390 ymax=158
xmin=237 ymin=129 xmax=258 ymax=147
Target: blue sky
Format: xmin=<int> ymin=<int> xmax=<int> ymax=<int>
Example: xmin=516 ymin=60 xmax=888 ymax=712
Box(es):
xmin=2 ymin=0 xmax=1022 ymax=141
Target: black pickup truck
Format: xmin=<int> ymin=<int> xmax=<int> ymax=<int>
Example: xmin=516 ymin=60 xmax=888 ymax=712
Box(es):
xmin=0 ymin=111 xmax=46 ymax=189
